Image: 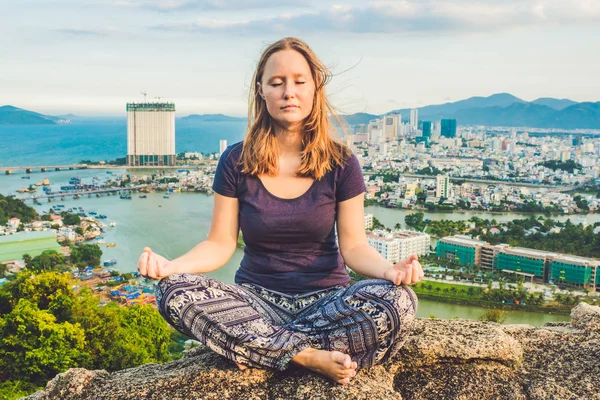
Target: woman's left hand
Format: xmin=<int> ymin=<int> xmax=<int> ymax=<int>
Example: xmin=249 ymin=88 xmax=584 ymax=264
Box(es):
xmin=383 ymin=254 xmax=424 ymax=286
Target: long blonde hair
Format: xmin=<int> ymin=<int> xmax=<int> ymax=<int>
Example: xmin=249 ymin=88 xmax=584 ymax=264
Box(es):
xmin=240 ymin=37 xmax=351 ymax=180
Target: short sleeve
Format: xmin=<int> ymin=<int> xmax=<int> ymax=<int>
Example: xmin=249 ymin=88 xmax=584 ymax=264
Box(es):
xmin=336 ymin=153 xmax=367 ymax=202
xmin=212 ymin=145 xmax=239 ymax=198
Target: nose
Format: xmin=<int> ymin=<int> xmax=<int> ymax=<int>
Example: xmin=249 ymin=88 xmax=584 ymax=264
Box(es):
xmin=283 ymin=83 xmax=295 ymax=99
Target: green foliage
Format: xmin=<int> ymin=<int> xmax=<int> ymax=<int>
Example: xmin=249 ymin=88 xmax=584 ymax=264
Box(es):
xmin=478 ymin=309 xmax=508 ymax=324
xmin=61 ymin=213 xmax=81 ymax=226
xmin=0 ymin=299 xmax=86 ymax=386
xmin=0 ymin=194 xmax=39 ymax=225
xmin=27 ymin=250 xmax=66 ymax=273
xmin=0 ymin=271 xmax=174 ymax=396
xmin=70 ymin=244 xmax=103 ymax=268
xmin=537 ymin=160 xmax=582 ymax=173
xmin=480 ymin=217 xmax=600 ymax=258
xmin=405 ymin=212 xmax=426 ymax=231
xmin=371 ymin=216 xmax=386 ymax=230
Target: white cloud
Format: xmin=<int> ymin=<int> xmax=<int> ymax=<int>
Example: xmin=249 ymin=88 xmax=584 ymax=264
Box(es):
xmin=150 ymin=0 xmax=600 ymax=35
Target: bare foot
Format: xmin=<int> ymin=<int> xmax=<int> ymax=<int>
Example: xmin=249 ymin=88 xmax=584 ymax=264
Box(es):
xmin=292 ymin=348 xmax=358 ymax=385
xmin=234 ymin=361 xmax=248 ymax=370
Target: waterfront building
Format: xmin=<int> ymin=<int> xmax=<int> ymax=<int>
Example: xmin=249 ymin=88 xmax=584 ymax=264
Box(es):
xmin=436 ymin=175 xmax=451 ymax=198
xmin=368 ymin=230 xmax=430 ymax=264
xmin=364 ymin=213 xmax=373 ymax=230
xmin=126 ymin=102 xmax=176 ymax=166
xmin=0 ymin=231 xmax=62 ymax=263
xmin=219 ymin=140 xmax=228 ymax=156
xmin=436 ymin=235 xmax=487 ymax=266
xmin=550 ymin=255 xmax=600 ymax=291
xmin=496 ymin=247 xmax=557 ymax=280
xmin=441 ymin=118 xmax=457 ymax=138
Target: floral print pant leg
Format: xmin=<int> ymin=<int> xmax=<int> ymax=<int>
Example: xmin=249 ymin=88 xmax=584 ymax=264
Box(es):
xmin=156 ymin=274 xmax=417 ymax=371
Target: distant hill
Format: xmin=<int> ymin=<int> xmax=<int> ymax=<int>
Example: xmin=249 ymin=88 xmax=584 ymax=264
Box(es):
xmin=0 ymin=105 xmax=58 ymax=125
xmin=341 ymin=94 xmax=599 ymax=129
xmin=338 ymin=112 xmax=379 ymax=126
xmin=180 ymin=114 xmax=246 ymax=122
xmin=391 ymin=93 xmax=527 ymax=121
xmin=531 ymin=98 xmax=577 ymax=110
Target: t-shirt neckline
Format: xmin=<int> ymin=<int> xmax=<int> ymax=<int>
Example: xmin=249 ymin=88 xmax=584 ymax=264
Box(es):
xmin=256 ymin=177 xmax=317 ymax=201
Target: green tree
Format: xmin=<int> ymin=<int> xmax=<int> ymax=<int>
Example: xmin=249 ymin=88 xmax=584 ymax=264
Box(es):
xmin=28 ymin=250 xmax=66 ymax=273
xmin=0 ymin=299 xmax=86 ymax=386
xmin=61 ymin=213 xmax=81 ymax=226
xmin=70 ymin=244 xmax=103 ymax=268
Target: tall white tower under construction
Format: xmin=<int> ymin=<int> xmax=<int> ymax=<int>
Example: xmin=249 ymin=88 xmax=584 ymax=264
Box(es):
xmin=126 ymin=102 xmax=176 ymax=166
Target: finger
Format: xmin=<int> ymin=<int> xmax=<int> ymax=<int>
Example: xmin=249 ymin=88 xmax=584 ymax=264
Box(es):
xmin=394 ymin=270 xmax=404 ymax=285
xmin=137 ymin=252 xmax=149 ymax=277
xmin=148 ymin=253 xmax=158 ymax=279
xmin=410 ymin=254 xmax=418 ymax=263
xmin=418 ymin=263 xmax=425 ymax=279
xmin=144 ymin=246 xmax=152 ymax=254
xmin=402 ymin=264 xmax=413 ymax=285
xmin=412 ymin=261 xmax=420 ymax=283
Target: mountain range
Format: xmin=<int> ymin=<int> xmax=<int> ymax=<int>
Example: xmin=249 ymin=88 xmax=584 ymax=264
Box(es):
xmin=3 ymin=93 xmax=599 ymax=129
xmin=0 ymin=105 xmax=62 ymax=125
xmin=339 ymin=93 xmax=599 ymax=129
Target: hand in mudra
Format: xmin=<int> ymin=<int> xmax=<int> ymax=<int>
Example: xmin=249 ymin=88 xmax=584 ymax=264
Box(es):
xmin=383 ymin=254 xmax=424 ymax=286
xmin=137 ymin=247 xmax=175 ymax=280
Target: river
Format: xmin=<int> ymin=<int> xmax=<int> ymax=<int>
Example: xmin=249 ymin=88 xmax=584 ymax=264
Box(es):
xmin=0 ymin=168 xmax=572 ymax=325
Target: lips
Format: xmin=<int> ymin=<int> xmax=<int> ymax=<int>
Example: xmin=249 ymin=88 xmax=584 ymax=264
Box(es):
xmin=281 ymin=105 xmax=298 ymax=109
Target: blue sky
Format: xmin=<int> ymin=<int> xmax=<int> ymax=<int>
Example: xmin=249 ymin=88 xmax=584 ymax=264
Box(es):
xmin=1 ymin=0 xmax=599 ymax=116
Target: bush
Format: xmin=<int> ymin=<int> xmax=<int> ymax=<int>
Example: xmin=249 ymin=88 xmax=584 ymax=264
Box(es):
xmin=479 ymin=309 xmax=508 ymax=324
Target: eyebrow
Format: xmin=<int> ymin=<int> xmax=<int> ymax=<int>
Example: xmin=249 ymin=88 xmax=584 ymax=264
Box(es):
xmin=267 ymin=73 xmax=307 ymax=82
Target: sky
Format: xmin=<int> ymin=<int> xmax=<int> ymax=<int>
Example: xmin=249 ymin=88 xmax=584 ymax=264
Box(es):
xmin=1 ymin=0 xmax=599 ymax=117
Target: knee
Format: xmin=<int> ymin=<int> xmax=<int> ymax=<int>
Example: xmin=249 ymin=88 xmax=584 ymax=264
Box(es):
xmin=387 ymin=285 xmax=418 ymax=321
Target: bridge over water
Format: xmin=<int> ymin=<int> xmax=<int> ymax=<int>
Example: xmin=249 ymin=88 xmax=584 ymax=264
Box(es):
xmin=21 ymin=185 xmax=148 ymax=203
xmin=3 ymin=164 xmax=89 ymax=174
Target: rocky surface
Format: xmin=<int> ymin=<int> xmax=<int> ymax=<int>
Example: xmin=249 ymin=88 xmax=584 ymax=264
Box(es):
xmin=24 ymin=303 xmax=600 ymax=400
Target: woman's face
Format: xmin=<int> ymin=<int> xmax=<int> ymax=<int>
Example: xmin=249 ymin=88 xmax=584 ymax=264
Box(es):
xmin=259 ymin=49 xmax=316 ymax=131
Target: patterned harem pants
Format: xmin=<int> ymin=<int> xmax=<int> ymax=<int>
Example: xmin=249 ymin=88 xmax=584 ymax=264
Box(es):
xmin=156 ymin=274 xmax=418 ymax=371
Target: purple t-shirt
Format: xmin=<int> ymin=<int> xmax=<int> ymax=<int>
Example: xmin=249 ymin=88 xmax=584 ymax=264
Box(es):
xmin=212 ymin=141 xmax=366 ymax=294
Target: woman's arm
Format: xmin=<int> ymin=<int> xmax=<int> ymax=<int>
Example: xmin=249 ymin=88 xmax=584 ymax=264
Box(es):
xmin=138 ymin=193 xmax=239 ymax=279
xmin=337 ymin=193 xmax=423 ymax=285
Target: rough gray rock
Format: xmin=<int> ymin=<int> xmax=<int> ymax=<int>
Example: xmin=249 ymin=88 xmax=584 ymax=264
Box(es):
xmin=23 ymin=303 xmax=600 ymax=400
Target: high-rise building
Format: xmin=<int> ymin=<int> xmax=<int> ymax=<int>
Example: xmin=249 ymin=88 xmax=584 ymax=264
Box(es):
xmin=127 ymin=102 xmax=176 ymax=166
xmin=440 ymin=118 xmax=457 ymax=138
xmin=219 ymin=139 xmax=228 ymax=155
xmin=410 ymin=109 xmax=418 ymax=130
xmin=422 ymin=121 xmax=432 ymax=138
xmin=383 ymin=114 xmax=400 ymax=139
xmin=436 ymin=174 xmax=450 ymax=198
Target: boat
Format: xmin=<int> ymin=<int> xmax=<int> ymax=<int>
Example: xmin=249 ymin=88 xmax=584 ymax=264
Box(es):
xmin=109 ymin=222 xmax=117 ymax=227
xmin=106 ymin=171 xmax=113 ymax=175
xmin=89 ymin=212 xmax=97 ymax=215
xmin=120 ymin=194 xmax=132 ymax=200
xmin=139 ymin=195 xmax=147 ymax=198
xmin=163 ymin=195 xmax=169 ymax=199
xmin=158 ymin=205 xmax=162 ymax=207
xmin=21 ymin=176 xmax=31 ymax=179
xmin=97 ymin=214 xmax=107 ymax=219
xmin=106 ymin=243 xmax=116 ymax=247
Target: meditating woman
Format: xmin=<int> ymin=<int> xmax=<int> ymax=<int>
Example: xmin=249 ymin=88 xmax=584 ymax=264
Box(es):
xmin=137 ymin=37 xmax=422 ymax=385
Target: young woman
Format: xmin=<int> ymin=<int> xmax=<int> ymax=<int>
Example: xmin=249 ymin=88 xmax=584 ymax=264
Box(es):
xmin=137 ymin=37 xmax=423 ymax=385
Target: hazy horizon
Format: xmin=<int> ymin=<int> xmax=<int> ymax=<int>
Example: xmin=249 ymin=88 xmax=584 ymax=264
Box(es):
xmin=2 ymin=0 xmax=599 ymax=116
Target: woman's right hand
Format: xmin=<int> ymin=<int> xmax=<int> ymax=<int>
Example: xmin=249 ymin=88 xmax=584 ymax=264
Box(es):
xmin=137 ymin=247 xmax=176 ymax=280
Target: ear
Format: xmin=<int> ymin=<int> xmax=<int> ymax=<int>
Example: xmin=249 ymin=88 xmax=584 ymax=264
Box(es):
xmin=257 ymin=82 xmax=265 ymax=99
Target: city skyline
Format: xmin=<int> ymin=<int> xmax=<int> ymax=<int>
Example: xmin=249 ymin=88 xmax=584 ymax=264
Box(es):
xmin=2 ymin=0 xmax=600 ymax=116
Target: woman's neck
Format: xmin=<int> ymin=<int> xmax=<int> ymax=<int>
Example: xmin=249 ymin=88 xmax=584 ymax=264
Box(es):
xmin=273 ymin=124 xmax=303 ymax=156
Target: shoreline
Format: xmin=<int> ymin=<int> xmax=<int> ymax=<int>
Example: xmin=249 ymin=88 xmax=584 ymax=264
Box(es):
xmin=413 ymin=291 xmax=573 ymax=316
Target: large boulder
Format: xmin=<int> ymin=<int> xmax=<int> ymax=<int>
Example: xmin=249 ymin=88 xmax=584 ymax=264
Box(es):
xmin=23 ymin=304 xmax=600 ymax=400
